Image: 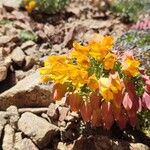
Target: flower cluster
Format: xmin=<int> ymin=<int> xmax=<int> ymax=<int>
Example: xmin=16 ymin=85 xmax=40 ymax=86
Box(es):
xmin=40 ymin=34 xmax=150 ymax=129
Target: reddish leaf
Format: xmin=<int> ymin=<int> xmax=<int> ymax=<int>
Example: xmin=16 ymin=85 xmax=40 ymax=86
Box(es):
xmin=90 ymin=92 xmax=101 ymax=109
xmin=80 ymin=101 xmax=92 ymax=122
xmin=67 ymin=93 xmax=82 ymax=112
xmin=101 ymin=102 xmax=114 ymax=129
xmin=127 ymin=109 xmax=137 ymax=127
xmin=52 ymin=83 xmax=66 ymax=101
xmin=123 ymin=93 xmax=133 ymax=110
xmin=145 ymin=80 xmax=150 ymax=94
xmin=142 ymin=92 xmax=150 ymax=110
xmin=117 ymin=110 xmax=128 ymax=129
xmin=113 ymin=91 xmax=124 ymax=109
xmin=91 ymin=109 xmax=101 ymax=127
xmin=112 ymin=104 xmax=121 ymax=120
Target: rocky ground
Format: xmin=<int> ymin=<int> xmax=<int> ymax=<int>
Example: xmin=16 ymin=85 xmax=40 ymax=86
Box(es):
xmin=0 ymin=0 xmax=150 ymax=150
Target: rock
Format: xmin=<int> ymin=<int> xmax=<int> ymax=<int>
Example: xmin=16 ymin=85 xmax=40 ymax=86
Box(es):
xmin=23 ymin=56 xmax=35 ymax=70
xmin=2 ymin=124 xmax=15 ymax=150
xmin=15 ymin=70 xmax=26 ymax=81
xmin=0 ymin=35 xmax=18 ymax=46
xmin=21 ymin=41 xmax=36 ymax=50
xmin=0 ymin=71 xmax=52 ymax=110
xmin=0 ymin=66 xmax=7 ymax=81
xmin=16 ymin=138 xmax=39 ymax=150
xmin=6 ymin=105 xmax=19 ymax=129
xmin=129 ymin=143 xmax=150 ymax=150
xmin=0 ymin=111 xmax=8 ymax=138
xmin=47 ymin=103 xmax=59 ymax=121
xmin=18 ymin=112 xmax=59 ymax=148
xmin=14 ymin=132 xmax=23 ymax=150
xmin=11 ymin=47 xmax=25 ymax=66
xmin=18 ymin=107 xmax=48 ymax=114
xmin=58 ymin=106 xmax=69 ymax=122
xmin=2 ymin=0 xmax=22 ymax=10
xmin=14 ymin=21 xmax=31 ymax=30
xmin=24 ymin=45 xmax=37 ymax=56
xmin=44 ymin=25 xmax=55 ymax=38
xmin=12 ymin=10 xmax=26 ymax=20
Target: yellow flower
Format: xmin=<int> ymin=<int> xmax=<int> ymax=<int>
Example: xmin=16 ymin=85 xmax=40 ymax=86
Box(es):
xmin=99 ymin=73 xmax=122 ymax=101
xmin=103 ymin=52 xmax=117 ymax=70
xmin=88 ymin=75 xmax=99 ymax=91
xmin=39 ymin=55 xmax=69 ymax=83
xmin=25 ymin=0 xmax=36 ymax=13
xmin=122 ymin=53 xmax=140 ymax=77
xmin=68 ymin=64 xmax=88 ymax=89
xmin=73 ymin=42 xmax=89 ymax=55
xmin=110 ymin=72 xmax=123 ymax=94
xmin=70 ymin=42 xmax=90 ymax=68
xmin=99 ymin=77 xmax=114 ymax=101
xmin=88 ymin=35 xmax=114 ymax=60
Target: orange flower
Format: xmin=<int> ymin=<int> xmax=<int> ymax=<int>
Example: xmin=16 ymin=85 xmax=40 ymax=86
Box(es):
xmin=25 ymin=0 xmax=36 ymax=13
xmin=88 ymin=75 xmax=99 ymax=91
xmin=103 ymin=52 xmax=117 ymax=70
xmin=89 ymin=34 xmax=114 ymax=60
xmin=122 ymin=52 xmax=140 ymax=77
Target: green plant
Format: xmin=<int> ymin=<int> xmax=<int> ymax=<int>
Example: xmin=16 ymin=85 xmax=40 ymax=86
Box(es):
xmin=112 ymin=0 xmax=149 ymax=23
xmin=22 ymin=0 xmax=69 ymax=14
xmin=138 ymin=110 xmax=150 ymax=137
xmin=19 ymin=30 xmax=38 ymax=42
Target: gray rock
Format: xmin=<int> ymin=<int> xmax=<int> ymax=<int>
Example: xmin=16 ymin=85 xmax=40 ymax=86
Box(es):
xmin=2 ymin=0 xmax=22 ymax=10
xmin=0 ymin=71 xmax=52 ymax=110
xmin=21 ymin=41 xmax=36 ymax=50
xmin=21 ymin=138 xmax=39 ymax=150
xmin=24 ymin=56 xmax=35 ymax=70
xmin=0 ymin=35 xmax=18 ymax=46
xmin=18 ymin=112 xmax=59 ymax=148
xmin=129 ymin=143 xmax=150 ymax=150
xmin=0 ymin=111 xmax=8 ymax=138
xmin=11 ymin=47 xmax=25 ymax=66
xmin=14 ymin=132 xmax=23 ymax=150
xmin=2 ymin=124 xmax=15 ymax=150
xmin=47 ymin=103 xmax=59 ymax=121
xmin=6 ymin=105 xmax=19 ymax=129
xmin=0 ymin=66 xmax=7 ymax=82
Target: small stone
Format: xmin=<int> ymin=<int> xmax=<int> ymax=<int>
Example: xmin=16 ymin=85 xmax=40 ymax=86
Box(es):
xmin=58 ymin=106 xmax=69 ymax=122
xmin=24 ymin=45 xmax=37 ymax=56
xmin=2 ymin=0 xmax=22 ymax=10
xmin=0 ymin=66 xmax=7 ymax=81
xmin=14 ymin=21 xmax=31 ymax=30
xmin=23 ymin=56 xmax=35 ymax=70
xmin=11 ymin=47 xmax=25 ymax=66
xmin=14 ymin=132 xmax=23 ymax=150
xmin=15 ymin=70 xmax=26 ymax=81
xmin=20 ymin=138 xmax=39 ymax=150
xmin=18 ymin=112 xmax=59 ymax=148
xmin=6 ymin=105 xmax=19 ymax=129
xmin=2 ymin=124 xmax=15 ymax=150
xmin=0 ymin=36 xmax=15 ymax=46
xmin=21 ymin=41 xmax=35 ymax=50
xmin=0 ymin=111 xmax=8 ymax=138
xmin=47 ymin=103 xmax=59 ymax=121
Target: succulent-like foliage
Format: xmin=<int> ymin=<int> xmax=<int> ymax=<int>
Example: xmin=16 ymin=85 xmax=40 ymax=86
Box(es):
xmin=132 ymin=17 xmax=150 ymax=30
xmin=115 ymin=30 xmax=150 ymax=69
xmin=22 ymin=0 xmax=69 ymax=14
